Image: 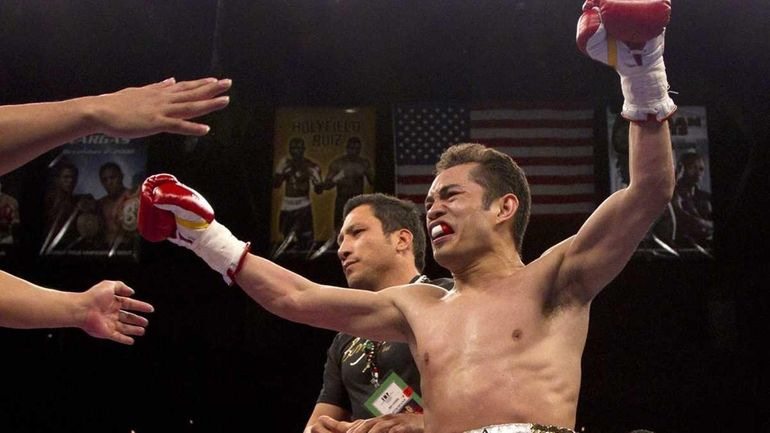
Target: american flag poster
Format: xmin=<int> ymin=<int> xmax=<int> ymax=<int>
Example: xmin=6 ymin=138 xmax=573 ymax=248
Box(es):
xmin=393 ymin=103 xmax=597 ymax=220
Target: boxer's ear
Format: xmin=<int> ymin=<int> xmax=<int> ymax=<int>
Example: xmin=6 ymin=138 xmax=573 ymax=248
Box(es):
xmin=495 ymin=193 xmax=519 ymax=224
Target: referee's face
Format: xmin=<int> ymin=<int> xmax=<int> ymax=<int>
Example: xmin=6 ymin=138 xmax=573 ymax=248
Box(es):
xmin=338 ymin=205 xmax=396 ymax=292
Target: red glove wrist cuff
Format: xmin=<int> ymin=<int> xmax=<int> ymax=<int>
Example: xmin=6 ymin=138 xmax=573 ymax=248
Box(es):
xmin=226 ymin=242 xmax=251 ymax=286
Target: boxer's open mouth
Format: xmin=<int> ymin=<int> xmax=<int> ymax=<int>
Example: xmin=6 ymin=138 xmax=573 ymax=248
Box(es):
xmin=430 ymin=222 xmax=454 ymax=241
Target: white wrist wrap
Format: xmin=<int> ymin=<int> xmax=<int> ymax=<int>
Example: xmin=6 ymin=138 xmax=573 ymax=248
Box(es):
xmin=191 ymin=220 xmax=247 ymax=285
xmin=620 ymin=64 xmax=676 ymax=122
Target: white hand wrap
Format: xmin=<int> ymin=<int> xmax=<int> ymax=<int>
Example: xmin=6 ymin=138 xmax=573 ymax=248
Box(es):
xmin=616 ymin=33 xmax=676 ymax=121
xmin=583 ymin=23 xmax=676 ymax=122
xmin=190 ymin=220 xmax=249 ymax=285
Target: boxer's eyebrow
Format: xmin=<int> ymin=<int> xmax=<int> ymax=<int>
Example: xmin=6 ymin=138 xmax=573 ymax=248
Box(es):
xmin=425 ymin=184 xmax=461 ymax=208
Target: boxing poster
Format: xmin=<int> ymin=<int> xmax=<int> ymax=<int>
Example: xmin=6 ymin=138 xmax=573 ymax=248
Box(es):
xmin=40 ymin=134 xmax=147 ymax=260
xmin=607 ymin=106 xmax=713 ymax=259
xmin=0 ymin=171 xmax=22 ymax=257
xmin=270 ymin=107 xmax=377 ymax=260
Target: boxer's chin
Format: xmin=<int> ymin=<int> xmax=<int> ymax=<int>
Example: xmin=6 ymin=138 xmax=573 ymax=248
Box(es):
xmin=432 ymin=240 xmax=460 ymax=269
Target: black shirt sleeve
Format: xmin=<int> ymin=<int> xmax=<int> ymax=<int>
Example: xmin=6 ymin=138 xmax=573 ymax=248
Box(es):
xmin=316 ymin=333 xmax=351 ymax=409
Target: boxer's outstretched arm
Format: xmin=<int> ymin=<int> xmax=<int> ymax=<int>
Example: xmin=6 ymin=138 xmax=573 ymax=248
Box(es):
xmin=0 ymin=77 xmax=231 ymax=175
xmin=138 ymin=174 xmax=411 ymax=343
xmin=235 ymin=254 xmax=410 ymax=342
xmin=0 ymin=271 xmax=153 ymax=345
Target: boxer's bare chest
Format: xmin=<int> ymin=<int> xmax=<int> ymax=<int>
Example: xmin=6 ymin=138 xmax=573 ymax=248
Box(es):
xmin=410 ymin=283 xmax=548 ymax=374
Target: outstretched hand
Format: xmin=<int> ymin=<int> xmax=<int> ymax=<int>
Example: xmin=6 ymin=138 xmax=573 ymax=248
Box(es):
xmin=93 ymin=77 xmax=232 ymax=138
xmin=79 ymin=280 xmax=154 ymax=345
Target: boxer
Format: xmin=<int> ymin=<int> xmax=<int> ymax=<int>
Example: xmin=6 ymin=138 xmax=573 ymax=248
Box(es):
xmin=140 ymin=2 xmax=675 ymax=431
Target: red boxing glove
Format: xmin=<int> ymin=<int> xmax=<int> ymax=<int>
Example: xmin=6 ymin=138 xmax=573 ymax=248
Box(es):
xmin=138 ymin=174 xmax=249 ymax=285
xmin=138 ymin=174 xmax=184 ymax=242
xmin=599 ymin=0 xmax=670 ymax=44
xmin=577 ymin=0 xmax=676 ymax=122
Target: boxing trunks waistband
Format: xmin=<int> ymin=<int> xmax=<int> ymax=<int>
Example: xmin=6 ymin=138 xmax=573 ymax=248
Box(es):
xmin=280 ymin=196 xmax=312 ymax=211
xmin=464 ymin=423 xmax=575 ymax=433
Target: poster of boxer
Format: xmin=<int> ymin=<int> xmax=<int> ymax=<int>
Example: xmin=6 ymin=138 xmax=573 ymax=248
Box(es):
xmin=608 ymin=106 xmax=713 ymax=259
xmin=40 ymin=134 xmax=147 ymax=260
xmin=0 ymin=172 xmax=22 ymax=256
xmin=270 ymin=107 xmax=377 ymax=260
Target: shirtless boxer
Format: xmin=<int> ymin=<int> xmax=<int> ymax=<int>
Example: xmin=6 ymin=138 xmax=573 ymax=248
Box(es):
xmin=273 ymin=137 xmax=323 ymax=254
xmin=138 ymin=2 xmax=676 ymax=430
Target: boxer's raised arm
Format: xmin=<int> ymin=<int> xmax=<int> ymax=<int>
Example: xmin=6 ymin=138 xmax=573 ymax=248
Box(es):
xmin=553 ymin=0 xmax=676 ymax=302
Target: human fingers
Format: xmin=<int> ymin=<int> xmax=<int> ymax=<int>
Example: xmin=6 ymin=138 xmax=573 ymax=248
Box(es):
xmin=318 ymin=416 xmax=352 ymax=433
xmin=118 ymin=309 xmax=149 ymax=327
xmin=168 ymin=77 xmax=219 ymax=92
xmin=118 ymin=296 xmax=155 ymax=314
xmin=109 ymin=280 xmax=135 ymax=297
xmin=157 ymin=99 xmax=231 ymax=135
xmin=370 ymin=419 xmax=402 ymax=433
xmin=307 ymin=423 xmax=334 ymax=433
xmin=116 ymin=320 xmax=147 ymax=338
xmin=169 ymin=78 xmax=232 ymax=103
xmin=345 ymin=419 xmax=369 ymax=433
xmin=110 ymin=282 xmax=154 ymax=313
xmin=164 ymin=96 xmax=231 ymax=121
xmin=110 ymin=334 xmax=135 ymax=345
xmin=154 ymin=117 xmax=210 ymax=136
xmin=142 ymin=77 xmax=176 ymax=89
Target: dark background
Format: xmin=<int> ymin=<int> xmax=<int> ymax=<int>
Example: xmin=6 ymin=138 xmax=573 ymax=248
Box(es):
xmin=1 ymin=1 xmax=769 ymax=432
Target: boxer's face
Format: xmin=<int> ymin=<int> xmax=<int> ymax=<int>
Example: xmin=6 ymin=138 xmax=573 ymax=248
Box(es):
xmin=682 ymin=158 xmax=705 ymax=186
xmin=289 ymin=139 xmax=305 ymax=159
xmin=346 ymin=139 xmax=362 ymax=156
xmin=425 ymin=163 xmax=498 ymax=269
xmin=100 ymin=167 xmax=124 ymax=195
xmin=57 ymin=168 xmax=77 ymax=193
xmin=337 ymin=204 xmax=397 ymax=291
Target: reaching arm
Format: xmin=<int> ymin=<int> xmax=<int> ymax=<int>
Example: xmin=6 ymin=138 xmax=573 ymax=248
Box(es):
xmin=0 ymin=271 xmax=153 ymax=345
xmin=554 ymin=0 xmax=676 ymax=302
xmin=136 ymin=174 xmax=411 ymax=342
xmin=0 ymin=77 xmax=231 ymax=176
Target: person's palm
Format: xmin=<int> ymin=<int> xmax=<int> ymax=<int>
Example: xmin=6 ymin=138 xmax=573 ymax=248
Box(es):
xmin=80 ymin=281 xmax=122 ymax=339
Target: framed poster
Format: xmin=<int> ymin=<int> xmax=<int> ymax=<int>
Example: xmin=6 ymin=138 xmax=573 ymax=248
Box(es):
xmin=270 ymin=107 xmax=376 ymax=260
xmin=608 ymin=106 xmax=713 ymax=259
xmin=41 ymin=134 xmax=146 ymax=260
xmin=0 ymin=172 xmax=22 ymax=256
